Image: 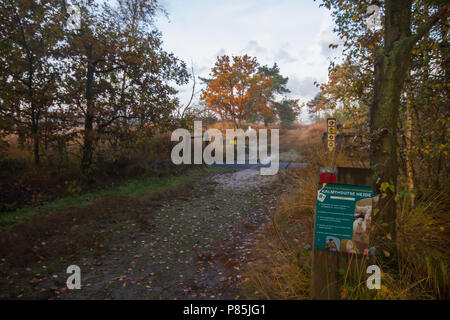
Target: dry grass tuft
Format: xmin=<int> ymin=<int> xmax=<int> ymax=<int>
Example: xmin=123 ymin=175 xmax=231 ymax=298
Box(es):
xmin=241 ymin=167 xmax=315 ymax=299
xmin=396 ymin=189 xmax=450 ymax=299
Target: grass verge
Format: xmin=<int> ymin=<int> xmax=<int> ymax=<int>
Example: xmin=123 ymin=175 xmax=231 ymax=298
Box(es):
xmin=0 ymin=166 xmax=223 ymax=227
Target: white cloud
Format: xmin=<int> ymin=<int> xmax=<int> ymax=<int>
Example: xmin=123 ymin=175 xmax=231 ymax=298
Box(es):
xmin=288 ymin=76 xmax=319 ymax=97
xmin=245 ymin=40 xmax=268 ymax=56
xmin=274 ymin=45 xmax=298 ymax=64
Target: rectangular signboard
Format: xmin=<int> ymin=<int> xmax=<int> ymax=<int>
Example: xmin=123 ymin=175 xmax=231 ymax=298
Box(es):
xmin=313 ymin=183 xmax=373 ymax=254
xmin=311 ymin=167 xmax=374 ymax=299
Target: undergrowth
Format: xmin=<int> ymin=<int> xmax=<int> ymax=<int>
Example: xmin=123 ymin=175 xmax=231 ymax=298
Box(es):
xmin=242 ymin=123 xmax=449 ymax=300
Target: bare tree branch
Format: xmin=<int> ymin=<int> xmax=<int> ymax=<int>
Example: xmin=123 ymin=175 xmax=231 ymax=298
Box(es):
xmin=180 ymin=62 xmax=196 ymax=117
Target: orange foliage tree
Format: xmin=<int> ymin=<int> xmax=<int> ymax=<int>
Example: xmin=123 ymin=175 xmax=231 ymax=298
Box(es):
xmin=200 ymin=55 xmax=274 ymax=127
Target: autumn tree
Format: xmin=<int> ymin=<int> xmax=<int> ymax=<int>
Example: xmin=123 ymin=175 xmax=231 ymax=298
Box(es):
xmin=0 ymin=0 xmax=64 ymax=165
xmin=200 ymin=55 xmax=274 ymax=127
xmin=320 ymin=0 xmax=449 ymax=259
xmin=315 ymin=59 xmax=372 ymax=132
xmin=403 ymin=1 xmax=449 ymax=192
xmin=62 ymin=0 xmax=188 ymax=173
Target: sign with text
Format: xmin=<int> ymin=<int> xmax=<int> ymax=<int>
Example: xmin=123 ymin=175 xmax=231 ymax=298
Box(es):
xmin=327 ymin=118 xmax=336 ymax=151
xmin=311 ymin=167 xmax=374 ymax=299
xmin=314 ymin=183 xmax=373 ymax=254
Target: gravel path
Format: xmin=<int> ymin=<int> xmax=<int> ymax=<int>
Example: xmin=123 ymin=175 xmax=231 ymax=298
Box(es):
xmin=56 ymin=168 xmax=278 ymax=300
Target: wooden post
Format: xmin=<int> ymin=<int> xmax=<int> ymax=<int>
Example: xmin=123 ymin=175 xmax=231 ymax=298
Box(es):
xmin=310 ymin=167 xmax=373 ymax=299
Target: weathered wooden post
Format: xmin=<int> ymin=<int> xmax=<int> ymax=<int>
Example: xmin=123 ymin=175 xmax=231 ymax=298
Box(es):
xmin=311 ymin=167 xmax=374 ymax=299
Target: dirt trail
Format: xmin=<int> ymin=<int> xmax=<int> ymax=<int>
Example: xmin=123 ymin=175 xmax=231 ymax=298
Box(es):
xmin=56 ymin=168 xmax=277 ymax=300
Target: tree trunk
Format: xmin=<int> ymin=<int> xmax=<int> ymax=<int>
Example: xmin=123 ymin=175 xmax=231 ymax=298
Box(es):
xmin=81 ymin=61 xmax=95 ymax=174
xmin=17 ymin=125 xmax=26 ymax=149
xmin=371 ymin=0 xmax=414 ymax=258
xmin=31 ymin=116 xmax=40 ymax=166
xmin=406 ymin=77 xmax=415 ymax=210
xmin=370 ymin=1 xmax=444 ymax=262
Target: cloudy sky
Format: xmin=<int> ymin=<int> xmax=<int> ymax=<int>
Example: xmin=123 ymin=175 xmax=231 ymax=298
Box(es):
xmin=156 ymin=0 xmax=342 ymax=122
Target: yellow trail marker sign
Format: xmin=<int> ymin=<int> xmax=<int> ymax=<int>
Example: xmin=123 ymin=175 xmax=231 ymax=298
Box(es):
xmin=327 ymin=118 xmax=337 ymax=152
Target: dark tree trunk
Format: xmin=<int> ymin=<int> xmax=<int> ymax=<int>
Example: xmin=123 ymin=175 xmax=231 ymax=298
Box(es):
xmin=17 ymin=125 xmax=26 ymax=149
xmin=31 ymin=113 xmax=40 ymax=166
xmin=81 ymin=60 xmax=96 ymax=174
xmin=371 ymin=0 xmax=414 ymax=257
xmin=371 ymin=3 xmax=445 ymax=255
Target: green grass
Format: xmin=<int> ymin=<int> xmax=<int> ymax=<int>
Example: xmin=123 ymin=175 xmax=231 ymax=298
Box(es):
xmin=0 ymin=166 xmax=225 ymax=227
